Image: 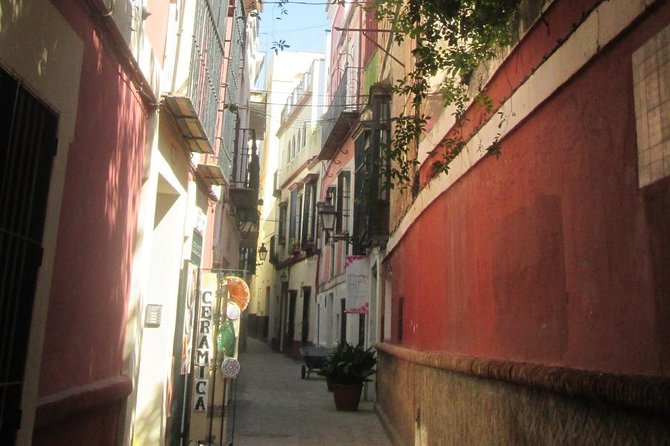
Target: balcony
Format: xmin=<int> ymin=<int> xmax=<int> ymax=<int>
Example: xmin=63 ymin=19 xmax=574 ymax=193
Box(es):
xmin=319 ymin=66 xmax=360 ymax=160
xmin=279 ymin=68 xmax=314 ymax=129
xmin=196 ymin=163 xmax=226 ymax=186
xmin=164 ymin=0 xmax=225 ymax=154
xmin=230 ymin=128 xmax=260 ymax=241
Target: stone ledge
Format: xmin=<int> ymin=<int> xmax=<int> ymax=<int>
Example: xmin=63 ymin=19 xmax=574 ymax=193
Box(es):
xmin=376 ymin=342 xmax=670 ymax=415
xmin=35 ymin=375 xmax=132 ymax=428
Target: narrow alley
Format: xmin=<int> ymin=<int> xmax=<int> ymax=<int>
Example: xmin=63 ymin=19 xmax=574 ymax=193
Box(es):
xmin=3 ymin=1 xmax=670 ymax=444
xmin=228 ymin=339 xmax=391 ymax=446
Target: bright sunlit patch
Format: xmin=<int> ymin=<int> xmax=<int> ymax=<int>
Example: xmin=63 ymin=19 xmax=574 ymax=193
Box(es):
xmin=37 ymin=47 xmax=48 ymax=75
xmin=0 ymin=0 xmax=26 ymax=33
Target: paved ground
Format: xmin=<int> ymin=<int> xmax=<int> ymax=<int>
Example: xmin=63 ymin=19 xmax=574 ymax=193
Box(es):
xmin=228 ymin=338 xmax=391 ymax=446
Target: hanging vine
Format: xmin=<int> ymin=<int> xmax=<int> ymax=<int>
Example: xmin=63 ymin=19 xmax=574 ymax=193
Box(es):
xmin=373 ymin=0 xmax=521 ymax=185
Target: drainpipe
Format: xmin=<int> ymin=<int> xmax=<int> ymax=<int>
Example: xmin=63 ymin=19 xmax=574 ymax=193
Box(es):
xmin=314 ymin=246 xmax=322 ymax=345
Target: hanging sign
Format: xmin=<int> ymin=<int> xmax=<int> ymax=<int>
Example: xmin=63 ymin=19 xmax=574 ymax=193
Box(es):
xmin=193 ymin=272 xmax=216 ymax=411
xmin=345 ymin=256 xmax=369 ymax=314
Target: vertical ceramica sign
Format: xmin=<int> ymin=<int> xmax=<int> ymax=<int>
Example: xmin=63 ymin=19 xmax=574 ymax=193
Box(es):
xmin=193 ymin=272 xmax=215 ymax=411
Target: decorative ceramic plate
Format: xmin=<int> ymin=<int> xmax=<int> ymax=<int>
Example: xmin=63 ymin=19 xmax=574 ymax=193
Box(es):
xmin=221 ymin=357 xmax=240 ymax=378
xmin=227 ymin=302 xmax=241 ymax=320
xmin=225 ymin=276 xmax=250 ymax=311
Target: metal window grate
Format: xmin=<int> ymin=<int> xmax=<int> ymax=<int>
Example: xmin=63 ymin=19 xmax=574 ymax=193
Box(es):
xmin=0 ymin=69 xmax=58 ymax=444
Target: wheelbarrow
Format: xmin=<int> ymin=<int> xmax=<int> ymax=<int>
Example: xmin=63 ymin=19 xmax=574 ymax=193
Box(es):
xmin=299 ymin=346 xmax=331 ymax=379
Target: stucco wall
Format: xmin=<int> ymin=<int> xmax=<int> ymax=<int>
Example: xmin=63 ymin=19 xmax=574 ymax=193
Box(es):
xmin=387 ymin=0 xmax=670 ymax=377
xmin=0 ymin=0 xmax=84 ymax=442
xmin=32 ymin=1 xmax=149 ymax=444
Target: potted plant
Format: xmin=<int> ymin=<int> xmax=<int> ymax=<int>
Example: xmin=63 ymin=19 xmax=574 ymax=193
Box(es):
xmin=318 ymin=341 xmax=376 ymax=411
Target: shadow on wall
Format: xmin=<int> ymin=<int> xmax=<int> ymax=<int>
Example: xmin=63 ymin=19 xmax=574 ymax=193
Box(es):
xmin=35 ymin=2 xmax=148 ymax=439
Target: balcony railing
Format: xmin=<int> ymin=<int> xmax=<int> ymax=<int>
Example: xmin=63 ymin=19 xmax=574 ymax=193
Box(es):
xmin=319 ymin=66 xmax=360 ymax=159
xmin=230 ymin=128 xmax=260 ymax=233
xmin=219 ymin=0 xmax=245 ymax=181
xmin=164 ymin=0 xmax=226 ymax=155
xmin=231 ymin=129 xmax=260 ymax=191
xmin=280 ymin=67 xmax=314 ymax=127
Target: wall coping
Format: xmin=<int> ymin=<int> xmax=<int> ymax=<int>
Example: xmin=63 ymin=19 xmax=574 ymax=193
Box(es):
xmin=377 ymin=342 xmax=670 ymax=415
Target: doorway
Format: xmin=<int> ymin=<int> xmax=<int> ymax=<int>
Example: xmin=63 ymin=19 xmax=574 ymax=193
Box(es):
xmin=286 ymin=290 xmax=297 ymax=351
xmin=301 ymin=287 xmax=311 ymax=344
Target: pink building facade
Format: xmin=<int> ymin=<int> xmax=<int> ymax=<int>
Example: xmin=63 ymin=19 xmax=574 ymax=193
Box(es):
xmin=0 ymin=0 xmax=260 ymax=444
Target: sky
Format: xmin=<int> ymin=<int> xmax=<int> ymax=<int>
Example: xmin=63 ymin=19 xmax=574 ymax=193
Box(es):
xmin=258 ymin=0 xmax=331 ymax=55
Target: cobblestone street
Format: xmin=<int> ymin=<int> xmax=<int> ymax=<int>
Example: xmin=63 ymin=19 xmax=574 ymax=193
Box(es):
xmin=229 ymin=338 xmax=391 ymax=446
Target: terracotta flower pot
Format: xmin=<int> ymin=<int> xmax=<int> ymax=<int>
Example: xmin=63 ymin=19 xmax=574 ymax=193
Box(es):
xmin=331 ymin=383 xmax=362 ymax=411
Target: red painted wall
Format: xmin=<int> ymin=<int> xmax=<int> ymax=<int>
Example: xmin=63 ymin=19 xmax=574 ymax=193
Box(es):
xmin=34 ymin=2 xmax=148 ymax=444
xmin=390 ymin=1 xmax=670 ymax=377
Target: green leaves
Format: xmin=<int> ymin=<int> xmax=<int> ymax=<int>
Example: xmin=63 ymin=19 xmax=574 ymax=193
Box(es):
xmin=318 ymin=341 xmax=377 ymax=385
xmin=374 ymin=0 xmax=520 ymax=183
xmin=271 ymin=39 xmax=291 ymax=55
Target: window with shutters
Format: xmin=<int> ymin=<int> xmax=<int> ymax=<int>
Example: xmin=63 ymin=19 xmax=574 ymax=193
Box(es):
xmin=278 ymin=202 xmax=287 ymax=245
xmin=301 ymin=181 xmax=317 ymax=246
xmin=353 ymin=86 xmax=391 ymax=250
xmin=336 ymin=171 xmax=351 ymax=235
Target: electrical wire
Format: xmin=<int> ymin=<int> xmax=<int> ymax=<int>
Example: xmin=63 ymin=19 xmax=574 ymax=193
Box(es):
xmin=259 ymin=24 xmax=330 ymax=33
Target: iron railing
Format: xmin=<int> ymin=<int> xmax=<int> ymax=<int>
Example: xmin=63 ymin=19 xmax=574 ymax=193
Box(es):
xmin=280 ymin=66 xmax=314 ymax=126
xmin=320 ymin=66 xmax=360 ymax=149
xmin=231 ymin=129 xmax=260 ymax=191
xmin=218 ymin=0 xmax=245 ymax=180
xmin=188 ymin=0 xmax=226 ymax=155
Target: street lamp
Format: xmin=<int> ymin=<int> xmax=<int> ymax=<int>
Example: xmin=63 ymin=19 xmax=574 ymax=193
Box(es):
xmin=316 ymin=199 xmax=337 ymax=233
xmin=257 ymin=243 xmax=268 ymax=262
xmin=317 ymin=198 xmax=359 ymax=247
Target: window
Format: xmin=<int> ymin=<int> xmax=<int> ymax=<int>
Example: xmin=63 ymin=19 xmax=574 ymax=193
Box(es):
xmin=289 ymin=190 xmax=297 ymax=243
xmin=301 ymin=181 xmax=317 ymax=245
xmin=289 ymin=189 xmax=302 ymax=245
xmin=296 ymin=192 xmax=303 ymax=242
xmin=352 ymin=87 xmax=391 ymax=250
xmin=326 ymin=185 xmax=337 ymax=219
xmin=373 ymin=93 xmax=391 ymax=202
xmin=336 ymin=171 xmax=351 ymax=234
xmin=633 ymin=27 xmax=670 ymax=187
xmin=278 ymin=203 xmax=287 ymax=244
xmin=273 ymin=170 xmax=280 ymax=197
xmin=353 ymin=132 xmax=368 ymax=254
xmin=269 ymin=235 xmax=277 ymax=263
